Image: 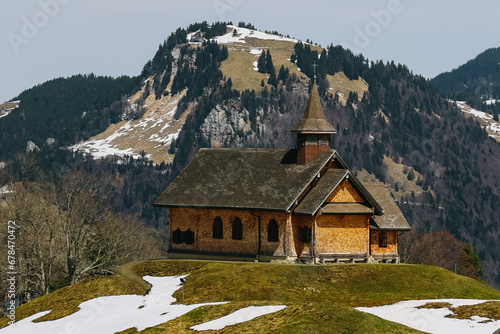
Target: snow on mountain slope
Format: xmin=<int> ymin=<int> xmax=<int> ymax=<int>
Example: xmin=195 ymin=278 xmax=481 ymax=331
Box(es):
xmin=454 ymin=101 xmax=500 ymax=141
xmin=71 ymin=27 xmax=307 ymax=163
xmin=210 ymin=25 xmax=299 ymax=45
xmin=71 ymin=89 xmax=187 ymax=164
xmin=69 ymin=25 xmax=355 ymax=164
xmin=0 ymin=101 xmax=20 ymax=119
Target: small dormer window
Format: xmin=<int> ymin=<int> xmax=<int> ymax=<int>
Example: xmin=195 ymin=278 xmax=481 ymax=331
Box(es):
xmin=306 ymin=135 xmax=317 ymax=146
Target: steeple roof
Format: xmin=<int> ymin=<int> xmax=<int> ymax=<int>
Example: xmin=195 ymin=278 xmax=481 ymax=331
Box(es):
xmin=291 ymin=82 xmax=337 ymax=134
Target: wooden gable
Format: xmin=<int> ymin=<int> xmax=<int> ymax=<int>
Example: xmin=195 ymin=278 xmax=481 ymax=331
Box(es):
xmin=326 ymin=179 xmax=365 ymax=203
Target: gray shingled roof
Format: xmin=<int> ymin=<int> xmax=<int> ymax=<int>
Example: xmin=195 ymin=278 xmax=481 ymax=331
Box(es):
xmin=364 ymin=183 xmax=411 ymax=231
xmin=293 ymin=169 xmax=384 ymax=216
xmin=154 ymin=148 xmax=336 ymax=212
xmin=291 ymin=83 xmax=337 ymax=134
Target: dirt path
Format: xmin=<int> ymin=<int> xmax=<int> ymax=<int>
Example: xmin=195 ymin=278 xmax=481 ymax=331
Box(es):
xmin=109 ymin=260 xmax=151 ymax=292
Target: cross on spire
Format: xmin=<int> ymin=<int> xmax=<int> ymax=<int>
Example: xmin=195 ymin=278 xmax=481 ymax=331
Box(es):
xmin=313 ymin=62 xmax=318 ymax=81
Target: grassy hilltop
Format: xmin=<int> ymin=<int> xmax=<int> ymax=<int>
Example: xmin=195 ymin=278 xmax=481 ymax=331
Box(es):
xmin=2 ymin=261 xmax=500 ymax=333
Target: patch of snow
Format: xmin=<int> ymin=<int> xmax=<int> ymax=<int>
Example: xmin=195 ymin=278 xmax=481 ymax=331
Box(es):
xmin=485 ymin=99 xmax=498 ymax=105
xmin=454 ymin=101 xmax=500 ymax=138
xmin=0 ymin=276 xmax=287 ymax=334
xmin=356 ymin=299 xmax=500 ymax=334
xmin=212 ymin=25 xmax=299 ymax=45
xmin=0 ymin=184 xmax=13 ymax=194
xmin=253 ymin=60 xmax=259 ymax=72
xmin=249 ymin=48 xmax=262 ymax=55
xmin=0 ymin=101 xmax=20 ymax=119
xmin=191 ymin=305 xmax=287 ymax=331
xmin=70 ymin=94 xmax=185 ymax=160
xmin=0 ymin=275 xmax=227 ymax=334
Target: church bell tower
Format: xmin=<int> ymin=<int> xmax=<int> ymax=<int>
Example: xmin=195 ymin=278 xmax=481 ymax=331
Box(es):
xmin=292 ymin=78 xmax=337 ymax=165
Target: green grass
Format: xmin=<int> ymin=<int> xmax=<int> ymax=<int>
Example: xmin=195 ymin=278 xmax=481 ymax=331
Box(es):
xmin=220 ymin=38 xmax=322 ymax=93
xmin=135 ymin=261 xmax=500 ymax=307
xmin=3 ymin=261 xmax=500 ymax=333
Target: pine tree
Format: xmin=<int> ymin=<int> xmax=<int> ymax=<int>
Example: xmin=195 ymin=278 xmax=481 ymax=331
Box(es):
xmin=219 ymin=45 xmax=229 ymax=61
xmin=278 ymin=65 xmax=289 ymax=83
xmin=407 ymin=168 xmax=415 ymax=181
xmin=267 ymin=71 xmax=278 ymax=88
xmin=265 ymin=49 xmax=274 ymax=74
xmin=265 ymin=50 xmax=277 ymax=88
xmin=257 ymin=51 xmax=267 ymax=73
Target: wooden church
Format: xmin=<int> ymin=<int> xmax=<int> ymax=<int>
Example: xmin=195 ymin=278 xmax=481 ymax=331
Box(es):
xmin=154 ymin=82 xmax=410 ymax=263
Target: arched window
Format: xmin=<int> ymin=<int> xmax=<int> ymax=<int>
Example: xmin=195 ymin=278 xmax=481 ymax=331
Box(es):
xmin=299 ymin=226 xmax=312 ymax=243
xmin=185 ymin=229 xmax=195 ymax=245
xmin=306 ymin=135 xmax=317 ymax=146
xmin=172 ymin=228 xmax=183 ymax=244
xmin=378 ymin=231 xmax=388 ymax=248
xmin=213 ymin=217 xmax=223 ymax=239
xmin=172 ymin=228 xmax=195 ymax=245
xmin=319 ymin=135 xmax=329 ymax=146
xmin=232 ymin=217 xmax=242 ymax=240
xmin=267 ymin=219 xmax=279 ymax=242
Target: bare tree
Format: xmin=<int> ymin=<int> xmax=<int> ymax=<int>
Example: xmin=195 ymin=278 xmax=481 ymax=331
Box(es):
xmin=4 ymin=183 xmax=62 ymax=297
xmin=85 ymin=214 xmax=163 ymax=270
xmin=52 ymin=171 xmax=108 ymax=284
xmin=399 ymin=230 xmax=483 ymax=279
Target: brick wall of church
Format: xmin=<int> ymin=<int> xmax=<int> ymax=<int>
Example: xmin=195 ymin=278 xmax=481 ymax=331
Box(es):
xmin=370 ymin=230 xmax=398 ymax=256
xmin=314 ymin=214 xmax=370 ymax=255
xmin=169 ymin=208 xmax=384 ymax=258
xmin=169 ymin=208 xmax=291 ymax=256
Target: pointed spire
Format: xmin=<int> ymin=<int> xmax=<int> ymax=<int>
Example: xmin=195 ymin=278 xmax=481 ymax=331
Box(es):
xmin=291 ymin=81 xmax=337 ymax=134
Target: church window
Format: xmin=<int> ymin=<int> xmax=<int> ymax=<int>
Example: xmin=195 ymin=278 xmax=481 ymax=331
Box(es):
xmin=268 ymin=219 xmax=279 ymax=242
xmin=299 ymin=226 xmax=312 ymax=243
xmin=378 ymin=232 xmax=388 ymax=248
xmin=172 ymin=228 xmax=194 ymax=245
xmin=232 ymin=217 xmax=243 ymax=240
xmin=213 ymin=217 xmax=223 ymax=239
xmin=306 ymin=135 xmax=317 ymax=146
xmin=185 ymin=229 xmax=195 ymax=245
xmin=172 ymin=228 xmax=183 ymax=244
xmin=319 ymin=135 xmax=329 ymax=146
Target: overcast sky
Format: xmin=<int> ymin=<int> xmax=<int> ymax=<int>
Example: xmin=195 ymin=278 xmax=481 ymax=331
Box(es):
xmin=1 ymin=0 xmax=499 ymax=103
